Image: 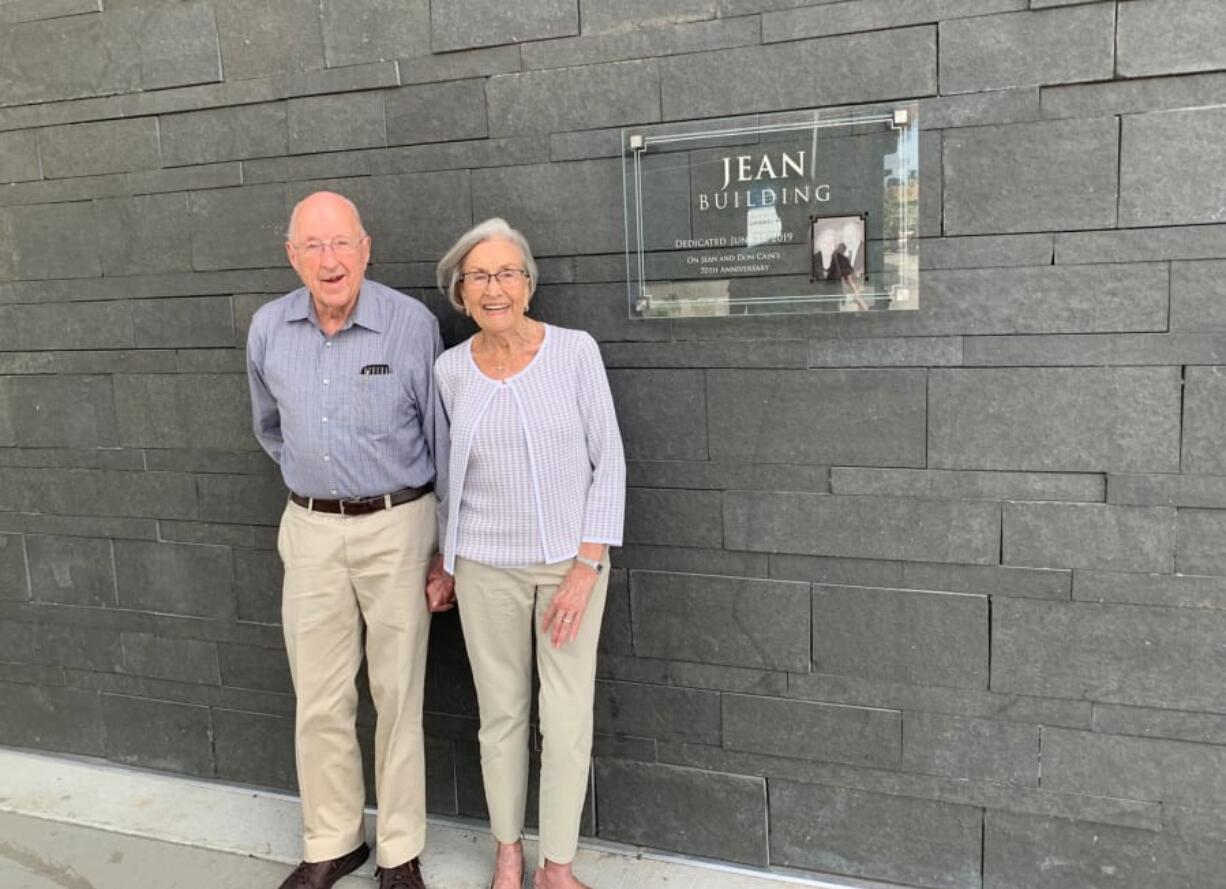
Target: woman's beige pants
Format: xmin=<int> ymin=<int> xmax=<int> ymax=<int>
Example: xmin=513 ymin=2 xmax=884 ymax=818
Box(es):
xmin=278 ymin=495 xmax=435 ymax=868
xmin=453 ymin=556 xmax=609 ymax=864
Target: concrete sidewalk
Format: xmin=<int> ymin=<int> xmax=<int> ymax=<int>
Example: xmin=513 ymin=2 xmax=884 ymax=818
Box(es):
xmin=0 ymin=747 xmax=878 ymax=889
xmin=0 ymin=811 xmax=369 ymax=889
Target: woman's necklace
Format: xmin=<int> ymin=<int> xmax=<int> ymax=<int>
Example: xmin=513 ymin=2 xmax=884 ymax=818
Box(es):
xmin=482 ymin=322 xmax=538 ymax=378
xmin=483 ymin=335 xmax=512 ymax=377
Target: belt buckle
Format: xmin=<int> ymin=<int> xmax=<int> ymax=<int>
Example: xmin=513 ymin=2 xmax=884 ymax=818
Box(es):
xmin=337 ymin=498 xmax=348 ymax=516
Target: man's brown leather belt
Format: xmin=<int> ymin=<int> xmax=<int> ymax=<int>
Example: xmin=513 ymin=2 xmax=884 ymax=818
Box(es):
xmin=289 ymin=484 xmax=432 ymax=516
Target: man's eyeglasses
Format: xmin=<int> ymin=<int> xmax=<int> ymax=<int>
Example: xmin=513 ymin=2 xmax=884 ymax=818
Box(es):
xmin=293 ymin=236 xmax=368 ymax=257
xmin=460 ymin=268 xmax=529 ymax=289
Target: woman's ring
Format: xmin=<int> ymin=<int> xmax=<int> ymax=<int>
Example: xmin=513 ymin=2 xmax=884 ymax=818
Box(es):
xmin=562 ymin=616 xmax=574 ymax=624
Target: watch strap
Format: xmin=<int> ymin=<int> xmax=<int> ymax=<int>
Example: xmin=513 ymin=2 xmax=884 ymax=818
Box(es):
xmin=574 ymin=554 xmax=604 ymax=575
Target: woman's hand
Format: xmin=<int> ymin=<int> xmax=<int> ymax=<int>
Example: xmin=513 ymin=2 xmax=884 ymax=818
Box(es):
xmin=541 ymin=561 xmax=600 ymax=648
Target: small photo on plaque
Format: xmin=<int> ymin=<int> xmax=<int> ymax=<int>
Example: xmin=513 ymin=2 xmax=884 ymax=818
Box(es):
xmin=811 ymin=213 xmax=869 ymax=312
xmin=810 ymin=214 xmax=866 ymax=281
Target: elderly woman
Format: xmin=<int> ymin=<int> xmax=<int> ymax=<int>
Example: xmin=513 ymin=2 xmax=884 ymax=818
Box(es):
xmin=433 ymin=218 xmax=625 ymax=889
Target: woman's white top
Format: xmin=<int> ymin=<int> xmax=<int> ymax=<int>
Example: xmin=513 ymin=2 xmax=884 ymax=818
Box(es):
xmin=434 ymin=324 xmax=626 ymax=572
xmin=453 ymin=382 xmax=543 ymax=565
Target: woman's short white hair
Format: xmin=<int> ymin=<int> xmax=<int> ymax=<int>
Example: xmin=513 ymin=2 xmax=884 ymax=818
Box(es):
xmin=436 ymin=217 xmax=539 ymax=313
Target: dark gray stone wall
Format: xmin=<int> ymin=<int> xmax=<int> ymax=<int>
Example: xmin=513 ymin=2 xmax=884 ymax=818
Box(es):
xmin=1 ymin=2 xmax=1224 ymax=887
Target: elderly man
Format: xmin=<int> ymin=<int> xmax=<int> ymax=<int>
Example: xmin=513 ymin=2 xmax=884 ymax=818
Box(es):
xmin=247 ymin=191 xmax=453 ymax=889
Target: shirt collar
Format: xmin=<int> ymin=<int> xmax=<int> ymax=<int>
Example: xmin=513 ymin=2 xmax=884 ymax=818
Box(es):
xmin=349 ymin=280 xmax=385 ymax=333
xmin=286 ymin=288 xmax=312 ymax=323
xmin=286 ymin=280 xmax=385 ymax=334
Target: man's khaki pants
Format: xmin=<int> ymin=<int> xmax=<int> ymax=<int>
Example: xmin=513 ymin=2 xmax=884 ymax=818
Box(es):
xmin=453 ymin=556 xmax=609 ymax=865
xmin=278 ymin=494 xmax=435 ymax=867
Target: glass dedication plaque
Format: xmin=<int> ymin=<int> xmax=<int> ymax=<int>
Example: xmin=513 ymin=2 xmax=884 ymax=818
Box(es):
xmin=623 ymin=102 xmax=919 ymax=318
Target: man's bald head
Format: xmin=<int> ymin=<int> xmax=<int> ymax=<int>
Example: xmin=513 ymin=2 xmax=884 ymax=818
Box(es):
xmin=285 ymin=191 xmax=372 ymax=321
xmin=287 ymin=191 xmax=367 ymax=242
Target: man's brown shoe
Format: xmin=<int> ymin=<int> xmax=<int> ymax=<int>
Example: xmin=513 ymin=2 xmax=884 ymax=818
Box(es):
xmin=277 ymin=843 xmax=370 ymax=889
xmin=378 ymin=857 xmax=426 ymax=889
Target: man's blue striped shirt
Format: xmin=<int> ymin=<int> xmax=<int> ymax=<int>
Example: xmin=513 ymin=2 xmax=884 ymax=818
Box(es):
xmin=246 ymin=279 xmax=448 ymax=507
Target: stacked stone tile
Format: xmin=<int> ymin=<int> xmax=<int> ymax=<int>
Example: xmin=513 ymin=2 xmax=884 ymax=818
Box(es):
xmin=1 ymin=1 xmax=1224 ymax=886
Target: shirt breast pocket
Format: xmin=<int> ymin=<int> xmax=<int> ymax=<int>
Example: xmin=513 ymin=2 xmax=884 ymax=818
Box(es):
xmin=353 ymin=374 xmax=400 ymax=438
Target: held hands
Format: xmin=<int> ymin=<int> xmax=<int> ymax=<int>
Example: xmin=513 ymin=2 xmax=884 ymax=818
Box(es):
xmin=540 ymin=560 xmax=601 ymax=648
xmin=425 ymin=552 xmax=455 ymax=612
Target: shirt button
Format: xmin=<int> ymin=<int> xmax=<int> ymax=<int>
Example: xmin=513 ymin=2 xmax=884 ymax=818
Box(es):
xmin=325 ymin=341 xmax=332 ymax=348
xmin=323 ymin=379 xmax=329 ymax=385
xmin=321 ymin=416 xmax=328 ymax=423
xmin=331 ymin=489 xmax=338 ymax=495
xmin=322 ymin=455 xmax=330 ymax=461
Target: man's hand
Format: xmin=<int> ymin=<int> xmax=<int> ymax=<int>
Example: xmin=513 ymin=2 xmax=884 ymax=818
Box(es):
xmin=425 ymin=553 xmax=455 ymax=612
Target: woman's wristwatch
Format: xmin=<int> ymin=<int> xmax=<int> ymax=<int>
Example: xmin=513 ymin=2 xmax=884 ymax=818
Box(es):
xmin=574 ymin=554 xmax=604 ymax=575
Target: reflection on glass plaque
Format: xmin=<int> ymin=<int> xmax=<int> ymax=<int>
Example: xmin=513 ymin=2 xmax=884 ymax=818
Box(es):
xmin=622 ymin=103 xmax=919 ymax=319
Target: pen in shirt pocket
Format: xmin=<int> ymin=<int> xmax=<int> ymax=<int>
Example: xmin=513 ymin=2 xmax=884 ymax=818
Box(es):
xmin=360 ymin=363 xmax=391 ymax=376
